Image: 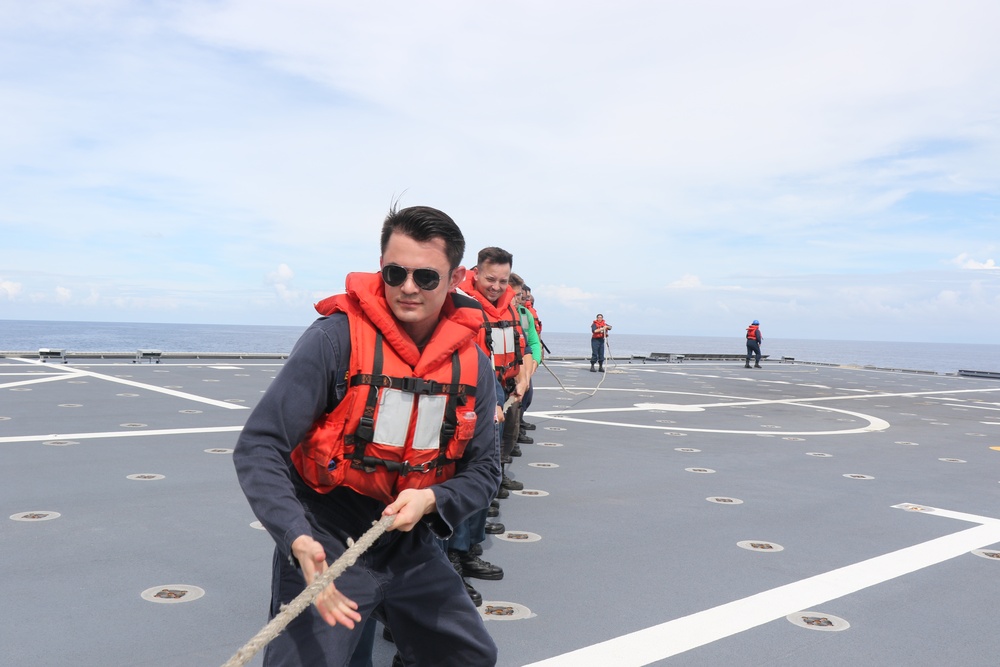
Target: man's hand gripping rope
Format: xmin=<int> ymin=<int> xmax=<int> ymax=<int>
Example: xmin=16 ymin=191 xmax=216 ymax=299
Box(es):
xmin=220 ymin=515 xmax=397 ymax=667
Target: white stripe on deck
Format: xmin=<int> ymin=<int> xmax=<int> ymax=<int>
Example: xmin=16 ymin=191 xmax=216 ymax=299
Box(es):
xmin=524 ymin=504 xmax=1000 ymax=667
xmin=6 ymin=357 xmax=248 ymax=409
xmin=0 ymin=425 xmax=245 ymax=443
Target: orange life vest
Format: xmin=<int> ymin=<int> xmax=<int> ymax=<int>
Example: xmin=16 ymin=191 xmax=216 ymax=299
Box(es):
xmin=458 ymin=275 xmax=523 ymax=384
xmin=291 ymin=272 xmax=482 ymax=504
xmin=592 ymin=320 xmax=610 ymax=339
xmin=525 ymin=303 xmax=542 ymax=335
xmin=746 ymin=324 xmax=760 ymax=341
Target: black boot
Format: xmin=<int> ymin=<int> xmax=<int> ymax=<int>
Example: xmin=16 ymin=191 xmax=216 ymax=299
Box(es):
xmin=485 ymin=521 xmax=505 ymax=534
xmin=754 ymin=362 xmax=761 ymax=368
xmin=501 ymin=473 xmax=524 ymax=490
xmin=598 ymin=363 xmax=604 ymax=372
xmin=449 ymin=550 xmax=504 ymax=580
xmin=522 ymin=419 xmax=536 ymax=430
xmin=516 ymin=430 xmax=533 ymax=444
xmin=744 ymin=361 xmax=751 ymax=368
xmin=446 ymin=551 xmax=484 ymax=606
xmin=590 ymin=362 xmax=596 ymax=372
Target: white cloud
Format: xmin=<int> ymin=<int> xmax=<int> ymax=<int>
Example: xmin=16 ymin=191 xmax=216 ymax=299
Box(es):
xmin=536 ymin=284 xmax=598 ymax=309
xmin=667 ymin=275 xmax=744 ymax=292
xmin=668 ymin=274 xmax=703 ymax=289
xmin=1 ymin=280 xmax=22 ymax=300
xmin=952 ymin=253 xmax=999 ymax=270
xmin=266 ymin=263 xmax=295 ymax=284
xmin=54 ymin=286 xmax=72 ymax=303
xmin=2 ymin=2 xmax=1000 ymax=342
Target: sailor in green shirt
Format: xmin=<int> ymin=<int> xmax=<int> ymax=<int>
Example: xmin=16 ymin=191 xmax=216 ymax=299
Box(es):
xmin=509 ymin=274 xmax=541 ymax=448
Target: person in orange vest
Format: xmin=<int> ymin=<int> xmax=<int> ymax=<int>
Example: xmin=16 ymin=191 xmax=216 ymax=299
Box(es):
xmin=518 ymin=285 xmax=542 ymax=432
xmin=745 ymin=319 xmax=763 ymax=368
xmin=590 ymin=314 xmax=612 ymax=372
xmin=233 ymin=205 xmax=500 ymax=667
xmin=444 ymin=246 xmax=530 ymax=587
xmin=522 ymin=289 xmax=542 ymax=336
xmin=509 ymin=273 xmax=541 ymax=448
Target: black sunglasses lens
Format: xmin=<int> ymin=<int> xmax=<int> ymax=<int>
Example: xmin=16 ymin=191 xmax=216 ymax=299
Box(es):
xmin=382 ymin=265 xmax=408 ymax=286
xmin=382 ymin=265 xmax=441 ymax=290
xmin=412 ymin=269 xmax=440 ymax=290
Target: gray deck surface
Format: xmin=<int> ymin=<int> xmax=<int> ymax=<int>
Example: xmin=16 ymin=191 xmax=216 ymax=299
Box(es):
xmin=3 ymin=355 xmax=1000 ymax=666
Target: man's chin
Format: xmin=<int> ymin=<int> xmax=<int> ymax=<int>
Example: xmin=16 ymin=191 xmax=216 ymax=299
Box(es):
xmin=390 ymin=306 xmax=424 ymax=321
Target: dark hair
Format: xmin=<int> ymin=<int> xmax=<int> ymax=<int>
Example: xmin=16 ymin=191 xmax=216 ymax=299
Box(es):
xmin=508 ymin=273 xmax=524 ymax=288
xmin=476 ymin=246 xmax=513 ymax=269
xmin=380 ymin=205 xmax=465 ymax=270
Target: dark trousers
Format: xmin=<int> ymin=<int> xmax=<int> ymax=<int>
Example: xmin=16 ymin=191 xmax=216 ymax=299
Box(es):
xmin=346 ymin=618 xmax=376 ymax=667
xmin=501 ymin=399 xmax=521 ymax=459
xmin=446 ymin=506 xmax=488 ymax=552
xmin=262 ymin=525 xmax=497 ymax=666
xmin=746 ymin=340 xmax=761 ymax=364
xmin=590 ymin=338 xmax=605 ymax=364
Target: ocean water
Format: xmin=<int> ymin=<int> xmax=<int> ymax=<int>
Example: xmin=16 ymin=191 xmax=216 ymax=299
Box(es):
xmin=2 ymin=320 xmax=999 ymax=375
xmin=0 ymin=320 xmax=308 ymax=355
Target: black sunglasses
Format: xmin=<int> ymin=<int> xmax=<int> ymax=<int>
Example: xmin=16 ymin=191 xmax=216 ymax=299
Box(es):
xmin=381 ymin=264 xmax=443 ymax=291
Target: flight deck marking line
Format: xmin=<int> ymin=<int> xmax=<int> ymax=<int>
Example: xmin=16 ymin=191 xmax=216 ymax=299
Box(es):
xmin=535 ymin=385 xmax=1000 ymax=407
xmin=0 ymin=426 xmax=245 ymax=444
xmin=524 ymin=504 xmax=1000 ymax=667
xmin=531 ymin=389 xmax=890 ymax=435
xmin=943 ymin=403 xmax=1000 ymax=412
xmin=0 ymin=375 xmax=81 ymax=390
xmin=8 ymin=357 xmax=247 ymax=410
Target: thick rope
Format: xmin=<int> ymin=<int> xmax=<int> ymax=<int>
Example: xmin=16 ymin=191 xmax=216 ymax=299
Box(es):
xmin=539 ymin=333 xmax=618 ymax=398
xmin=221 ymin=515 xmax=396 ymax=667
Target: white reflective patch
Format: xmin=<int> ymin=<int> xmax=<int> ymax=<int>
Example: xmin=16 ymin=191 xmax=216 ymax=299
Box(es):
xmin=491 ymin=326 xmax=516 ymax=357
xmin=412 ymin=394 xmax=447 ymax=450
xmin=373 ymin=388 xmax=413 ymax=447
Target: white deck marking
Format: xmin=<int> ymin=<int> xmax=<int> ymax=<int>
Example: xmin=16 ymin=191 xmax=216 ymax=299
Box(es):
xmin=6 ymin=357 xmax=247 ymax=409
xmin=525 ymin=504 xmax=1000 ymax=667
xmin=946 ymin=403 xmax=1000 ymax=412
xmin=531 ymin=386 xmax=1000 ymax=436
xmin=0 ymin=425 xmax=245 ymax=443
xmin=0 ymin=375 xmax=79 ymax=390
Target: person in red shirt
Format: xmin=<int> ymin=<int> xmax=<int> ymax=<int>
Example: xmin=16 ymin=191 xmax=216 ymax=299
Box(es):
xmin=745 ymin=319 xmax=763 ymax=368
xmin=590 ymin=314 xmax=612 ymax=372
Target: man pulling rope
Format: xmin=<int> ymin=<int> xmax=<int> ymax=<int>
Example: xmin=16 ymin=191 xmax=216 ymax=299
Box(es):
xmin=221 ymin=517 xmax=395 ymax=667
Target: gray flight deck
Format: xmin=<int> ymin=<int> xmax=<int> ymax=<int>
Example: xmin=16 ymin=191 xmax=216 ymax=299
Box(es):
xmin=3 ymin=354 xmax=1000 ymax=666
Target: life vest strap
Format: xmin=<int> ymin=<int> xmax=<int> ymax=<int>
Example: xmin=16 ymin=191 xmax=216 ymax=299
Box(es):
xmin=349 ymin=373 xmax=476 ymax=398
xmin=352 ymin=454 xmax=438 ymax=476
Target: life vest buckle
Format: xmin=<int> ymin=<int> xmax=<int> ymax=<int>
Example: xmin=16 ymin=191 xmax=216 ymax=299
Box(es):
xmin=356 ymin=416 xmax=375 ymax=442
xmin=400 ymin=377 xmax=424 ymax=394
xmin=400 ymin=459 xmax=432 ymax=476
xmin=400 ymin=377 xmax=440 ymax=395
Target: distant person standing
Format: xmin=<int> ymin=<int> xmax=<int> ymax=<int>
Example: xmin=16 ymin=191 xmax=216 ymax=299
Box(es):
xmin=590 ymin=314 xmax=612 ymax=372
xmin=745 ymin=320 xmax=762 ymax=368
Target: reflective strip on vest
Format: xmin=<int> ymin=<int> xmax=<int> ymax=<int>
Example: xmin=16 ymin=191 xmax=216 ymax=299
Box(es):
xmin=490 ymin=325 xmax=517 ymax=360
xmin=372 ymin=388 xmax=448 ymax=451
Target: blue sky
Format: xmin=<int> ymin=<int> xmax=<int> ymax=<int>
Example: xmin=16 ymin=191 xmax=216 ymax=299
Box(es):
xmin=1 ymin=1 xmax=998 ymax=343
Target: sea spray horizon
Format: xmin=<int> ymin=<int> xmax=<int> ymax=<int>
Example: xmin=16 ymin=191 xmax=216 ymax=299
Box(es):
xmin=2 ymin=319 xmax=998 ymax=375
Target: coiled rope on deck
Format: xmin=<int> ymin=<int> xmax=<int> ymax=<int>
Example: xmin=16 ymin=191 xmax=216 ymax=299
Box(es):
xmin=221 ymin=515 xmax=396 ymax=667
